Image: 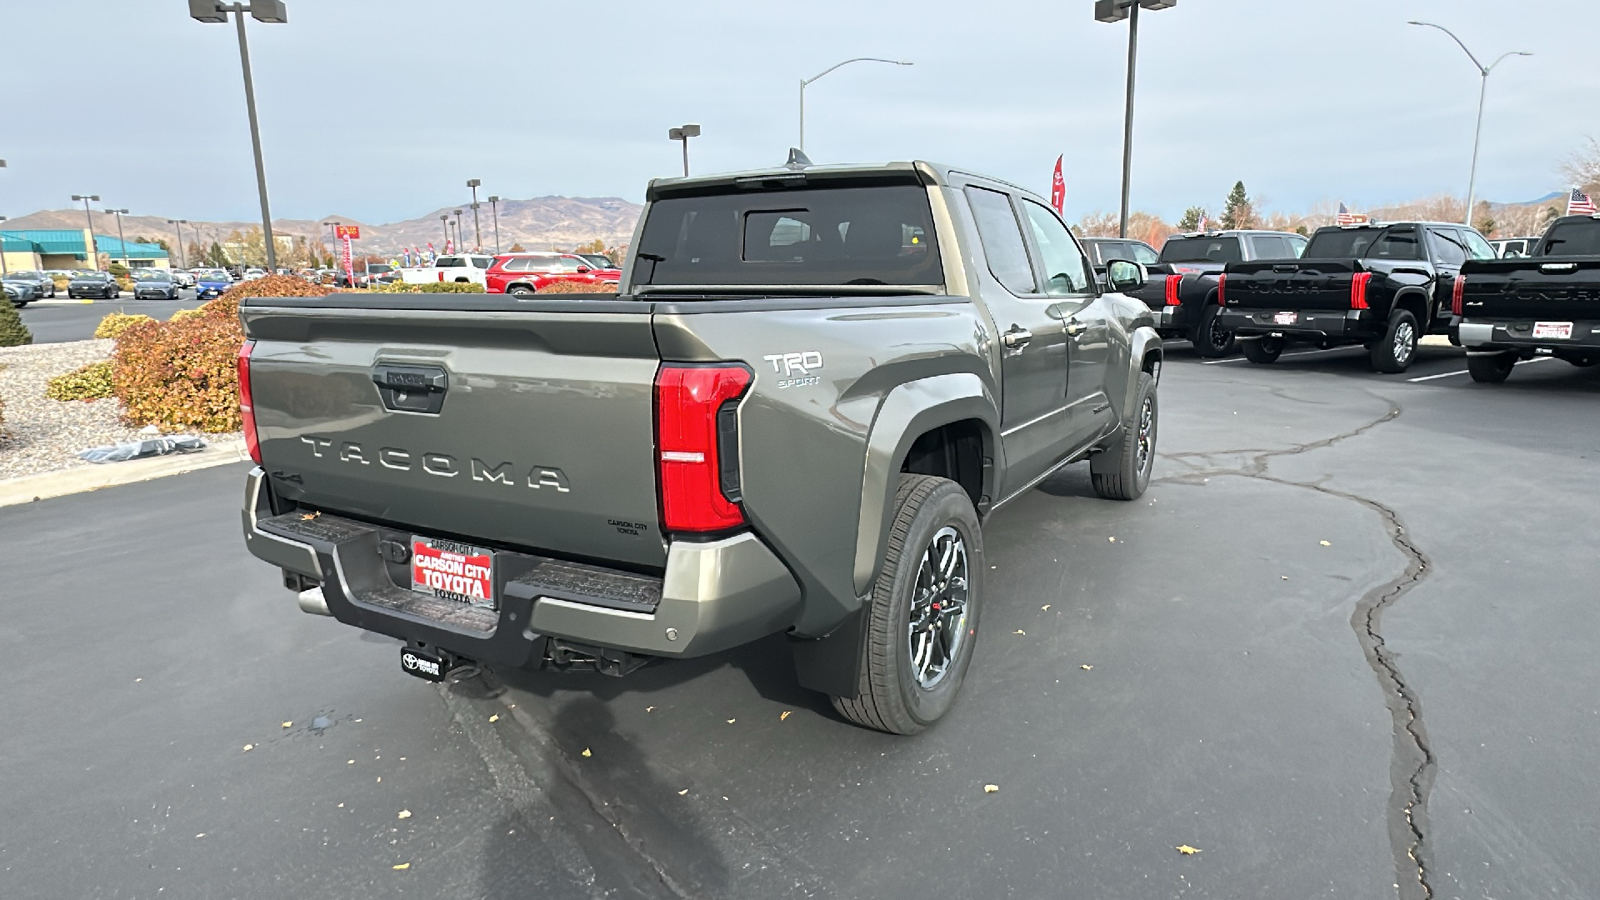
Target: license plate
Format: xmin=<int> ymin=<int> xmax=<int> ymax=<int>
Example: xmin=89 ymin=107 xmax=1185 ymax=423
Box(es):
xmin=400 ymin=647 xmax=446 ymax=682
xmin=1273 ymin=311 xmax=1299 ymax=325
xmin=1531 ymin=321 xmax=1573 ymax=339
xmin=410 ymin=536 xmax=496 ymax=609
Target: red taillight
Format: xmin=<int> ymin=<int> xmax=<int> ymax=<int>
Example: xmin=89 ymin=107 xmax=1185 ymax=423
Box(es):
xmin=655 ymin=364 xmax=752 ymax=533
xmin=1164 ymin=274 xmax=1181 ymax=306
xmin=1350 ymin=272 xmax=1372 ymax=310
xmin=1216 ymin=273 xmax=1227 ymax=305
xmin=238 ymin=339 xmax=261 ymax=465
xmin=1451 ymin=274 xmax=1466 ymax=316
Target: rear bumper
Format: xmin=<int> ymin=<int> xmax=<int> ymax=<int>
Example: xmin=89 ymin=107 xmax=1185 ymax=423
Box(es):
xmin=240 ymin=468 xmax=802 ymax=666
xmin=1218 ymin=308 xmax=1373 ymax=343
xmin=1458 ymin=319 xmax=1600 ymax=353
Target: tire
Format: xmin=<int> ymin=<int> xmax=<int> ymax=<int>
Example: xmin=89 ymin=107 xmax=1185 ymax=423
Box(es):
xmin=1242 ymin=336 xmax=1285 ymax=364
xmin=831 ymin=474 xmax=984 ymax=735
xmin=1091 ymin=371 xmax=1157 ymax=501
xmin=1467 ymin=352 xmax=1516 ymax=383
xmin=1370 ymin=309 xmax=1419 ymax=373
xmin=509 ymin=285 xmax=535 ymax=299
xmin=1191 ymin=302 xmax=1236 ymax=358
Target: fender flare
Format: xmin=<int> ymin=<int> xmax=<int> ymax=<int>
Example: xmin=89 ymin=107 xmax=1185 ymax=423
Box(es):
xmin=1121 ymin=325 xmax=1164 ymax=421
xmin=851 ymin=372 xmax=999 ymax=596
xmin=1390 ymin=287 xmax=1432 ymax=324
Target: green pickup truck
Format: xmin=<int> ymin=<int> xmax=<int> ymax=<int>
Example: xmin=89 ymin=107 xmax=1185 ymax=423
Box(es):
xmin=238 ymin=157 xmax=1164 ymax=733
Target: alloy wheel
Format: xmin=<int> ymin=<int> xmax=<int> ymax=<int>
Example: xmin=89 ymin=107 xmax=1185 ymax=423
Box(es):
xmin=907 ymin=526 xmax=970 ymax=690
xmin=1394 ymin=321 xmax=1415 ymax=364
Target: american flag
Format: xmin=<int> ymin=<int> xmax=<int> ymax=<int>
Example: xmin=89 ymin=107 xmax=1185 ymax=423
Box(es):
xmin=1336 ymin=202 xmax=1358 ymax=226
xmin=1197 ymin=213 xmax=1208 ymax=231
xmin=1567 ymin=188 xmax=1598 ymax=216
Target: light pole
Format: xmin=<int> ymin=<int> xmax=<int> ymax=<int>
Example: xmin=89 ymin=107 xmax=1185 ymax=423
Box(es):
xmin=487 ymin=195 xmax=501 ymax=253
xmin=323 ymin=220 xmax=340 ymax=268
xmin=467 ymin=179 xmax=483 ymax=250
xmin=799 ymin=58 xmax=912 ymax=153
xmin=1096 ymin=0 xmax=1176 ymax=238
xmin=189 ymin=0 xmax=287 ymax=270
xmin=438 ymin=214 xmax=449 ymax=252
xmin=105 ymin=208 xmax=131 ymax=270
xmin=167 ymin=219 xmax=190 ymax=268
xmin=0 ymin=216 xmax=8 ymax=277
xmin=71 ymin=194 xmax=101 ymax=269
xmin=453 ymin=209 xmax=464 ymax=251
xmin=1408 ymin=21 xmax=1531 ymax=227
xmin=667 ymin=124 xmax=701 ymax=177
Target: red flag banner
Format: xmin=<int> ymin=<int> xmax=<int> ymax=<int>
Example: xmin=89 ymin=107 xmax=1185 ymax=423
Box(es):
xmin=1050 ymin=155 xmax=1065 ymax=214
xmin=341 ymin=235 xmax=354 ymax=286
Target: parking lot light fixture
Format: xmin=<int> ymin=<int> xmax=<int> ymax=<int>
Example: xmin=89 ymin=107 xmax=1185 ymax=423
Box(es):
xmin=189 ymin=1 xmax=287 ymax=270
xmin=1096 ymin=0 xmax=1177 ymax=239
xmin=105 ymin=208 xmax=131 ymax=270
xmin=667 ymin=124 xmax=701 ymax=177
xmin=798 ymin=59 xmax=911 ymax=153
xmin=439 ymin=215 xmax=449 ymax=250
xmin=0 ymin=216 xmax=9 ymax=276
xmin=167 ymin=219 xmax=190 ymax=268
xmin=487 ymin=196 xmax=501 ymax=253
xmin=467 ymin=179 xmax=483 ymax=251
xmin=72 ymin=194 xmax=101 ymax=269
xmin=1407 ymin=21 xmax=1531 ymax=227
xmin=453 ymin=210 xmax=464 ymax=251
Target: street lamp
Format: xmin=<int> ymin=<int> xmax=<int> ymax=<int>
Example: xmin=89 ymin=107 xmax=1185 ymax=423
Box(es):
xmin=487 ymin=195 xmax=501 ymax=253
xmin=667 ymin=124 xmax=701 ymax=177
xmin=799 ymin=58 xmax=912 ymax=152
xmin=453 ymin=209 xmax=464 ymax=251
xmin=189 ymin=0 xmax=287 ymax=270
xmin=439 ymin=214 xmax=450 ymax=251
xmin=105 ymin=208 xmax=131 ymax=270
xmin=467 ymin=179 xmax=483 ymax=251
xmin=1407 ymin=21 xmax=1532 ymax=227
xmin=167 ymin=219 xmax=190 ymax=268
xmin=71 ymin=194 xmax=101 ymax=269
xmin=1096 ymin=0 xmax=1177 ymax=239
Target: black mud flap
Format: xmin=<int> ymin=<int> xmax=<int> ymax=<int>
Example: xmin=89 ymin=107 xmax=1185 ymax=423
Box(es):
xmin=789 ymin=606 xmax=867 ymax=698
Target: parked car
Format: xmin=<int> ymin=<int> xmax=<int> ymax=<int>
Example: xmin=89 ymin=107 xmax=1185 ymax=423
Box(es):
xmin=168 ymin=270 xmax=196 ymax=288
xmin=3 ymin=270 xmax=57 ymax=299
xmin=236 ymin=158 xmax=1163 ymax=734
xmin=67 ymin=271 xmax=121 ymax=299
xmin=2 ymin=280 xmax=27 ymax=307
xmin=1078 ymin=238 xmax=1159 ymax=284
xmin=132 ymin=271 xmax=180 ymax=300
xmin=1456 ymin=214 xmax=1600 ymax=381
xmin=1216 ymin=221 xmax=1494 ymax=372
xmin=1488 ymin=236 xmax=1541 ymax=259
xmin=1123 ymin=230 xmax=1309 ymax=357
xmin=564 ymin=254 xmax=622 ymax=283
xmin=484 ymin=253 xmax=613 ymax=296
xmin=2 ymin=273 xmax=47 ymax=304
xmin=243 ymin=268 xmax=267 ymax=281
xmin=195 ymin=270 xmax=233 ymax=299
xmin=399 ymin=254 xmax=494 ymax=286
xmin=364 ymin=263 xmax=400 ymax=285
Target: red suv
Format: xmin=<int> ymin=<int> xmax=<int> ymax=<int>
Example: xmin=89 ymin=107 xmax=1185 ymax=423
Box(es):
xmin=485 ymin=253 xmax=622 ymax=296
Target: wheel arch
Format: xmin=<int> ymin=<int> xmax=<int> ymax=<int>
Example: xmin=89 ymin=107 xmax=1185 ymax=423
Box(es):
xmin=1392 ymin=288 xmax=1430 ymax=327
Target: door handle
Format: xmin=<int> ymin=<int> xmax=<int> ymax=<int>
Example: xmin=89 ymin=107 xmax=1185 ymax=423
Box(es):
xmin=1001 ymin=327 xmax=1033 ymax=349
xmin=1064 ymin=320 xmax=1088 ymax=336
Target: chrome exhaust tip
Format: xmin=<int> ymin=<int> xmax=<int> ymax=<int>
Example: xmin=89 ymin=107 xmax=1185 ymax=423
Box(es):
xmin=297 ymin=586 xmax=331 ymax=616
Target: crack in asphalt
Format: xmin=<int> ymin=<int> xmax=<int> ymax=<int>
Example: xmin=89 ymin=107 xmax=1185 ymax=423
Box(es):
xmin=1155 ymin=395 xmax=1436 ymax=900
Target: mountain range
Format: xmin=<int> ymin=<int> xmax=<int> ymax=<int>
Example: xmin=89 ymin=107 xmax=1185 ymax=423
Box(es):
xmin=0 ymin=196 xmax=641 ymax=259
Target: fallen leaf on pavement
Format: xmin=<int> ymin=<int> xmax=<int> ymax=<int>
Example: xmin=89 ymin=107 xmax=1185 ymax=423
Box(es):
xmin=281 ymin=721 xmax=292 ymax=729
xmin=1041 ymin=604 xmax=1051 ymax=610
xmin=1108 ymin=536 xmax=1116 ymax=542
xmin=780 ymin=711 xmax=792 ymax=721
xmin=645 ymin=706 xmax=655 ymax=712
xmin=581 ymin=748 xmax=592 ymax=758
xmin=300 ymin=511 xmax=320 ymax=521
xmin=678 ymin=789 xmax=689 ymax=796
xmin=1080 ymin=665 xmax=1093 ymax=671
xmin=726 ymin=718 xmax=736 ymax=724
xmin=488 ymin=714 xmax=499 ymax=723
xmin=392 ymin=863 xmax=410 ymax=870
xmin=397 ymin=810 xmax=411 ymax=819
xmin=195 ymin=833 xmax=205 ymax=839
xmin=1319 ymin=540 xmax=1330 ymax=546
xmin=1176 ymin=845 xmax=1201 ymax=855
xmin=983 ymin=784 xmax=999 ymax=793
xmin=242 ymin=745 xmax=253 ymax=752
xmin=1013 ymin=629 xmax=1026 ymax=635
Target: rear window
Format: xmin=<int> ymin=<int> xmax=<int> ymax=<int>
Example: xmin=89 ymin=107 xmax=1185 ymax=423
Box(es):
xmin=1538 ymin=220 xmax=1600 ymax=256
xmin=1305 ymin=227 xmax=1422 ymax=260
xmin=632 ymin=185 xmax=942 ymax=287
xmin=1159 ymin=237 xmax=1242 ymax=264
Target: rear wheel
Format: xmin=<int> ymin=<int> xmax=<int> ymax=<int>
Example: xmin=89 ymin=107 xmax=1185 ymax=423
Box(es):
xmin=1242 ymin=336 xmax=1285 ymax=364
xmin=1467 ymin=352 xmax=1516 ymax=383
xmin=1191 ymin=302 xmax=1236 ymax=358
xmin=831 ymin=475 xmax=983 ymax=735
xmin=509 ymin=285 xmax=535 ymax=298
xmin=1091 ymin=371 xmax=1157 ymax=501
xmin=1370 ymin=309 xmax=1419 ymax=373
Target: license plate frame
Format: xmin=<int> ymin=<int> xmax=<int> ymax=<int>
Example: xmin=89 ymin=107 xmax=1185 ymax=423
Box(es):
xmin=1273 ymin=311 xmax=1299 ymax=326
xmin=1531 ymin=321 xmax=1573 ymax=340
xmin=410 ymin=536 xmax=497 ymax=610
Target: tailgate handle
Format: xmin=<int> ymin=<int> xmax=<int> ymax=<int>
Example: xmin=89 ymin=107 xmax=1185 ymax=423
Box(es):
xmin=1272 ymin=264 xmax=1298 ymax=273
xmin=372 ymin=364 xmax=449 ymax=415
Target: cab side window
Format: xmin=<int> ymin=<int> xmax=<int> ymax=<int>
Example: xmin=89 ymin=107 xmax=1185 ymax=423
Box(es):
xmin=1428 ymin=229 xmax=1468 ymax=267
xmin=1021 ymin=201 xmax=1094 ymax=296
xmin=965 ymin=187 xmax=1038 ymax=295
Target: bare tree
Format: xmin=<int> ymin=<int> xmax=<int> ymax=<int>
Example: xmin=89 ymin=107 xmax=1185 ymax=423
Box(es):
xmin=1561 ymin=137 xmax=1600 ymax=199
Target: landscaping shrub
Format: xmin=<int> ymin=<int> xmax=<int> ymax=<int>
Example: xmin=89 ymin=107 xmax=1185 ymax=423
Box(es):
xmin=0 ymin=298 xmax=32 ymax=346
xmin=371 ymin=281 xmax=485 ymax=294
xmin=168 ymin=308 xmax=206 ymax=322
xmin=536 ymin=281 xmax=616 ymax=295
xmin=94 ymin=312 xmax=156 ymax=339
xmin=107 ymin=263 xmax=130 ymax=279
xmin=51 ymin=275 xmax=70 ymax=291
xmin=46 ymin=360 xmax=115 ymax=401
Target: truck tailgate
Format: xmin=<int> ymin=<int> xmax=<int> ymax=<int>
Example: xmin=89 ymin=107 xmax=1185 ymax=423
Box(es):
xmin=1461 ymin=256 xmax=1600 ymax=319
xmin=242 ymin=299 xmax=666 ymax=569
xmin=1224 ymin=259 xmax=1358 ymax=310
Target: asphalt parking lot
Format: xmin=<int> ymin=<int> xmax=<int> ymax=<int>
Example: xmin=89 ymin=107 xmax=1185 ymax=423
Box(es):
xmin=2 ymin=342 xmax=1596 ymax=899
xmin=16 ymin=290 xmax=209 ymax=343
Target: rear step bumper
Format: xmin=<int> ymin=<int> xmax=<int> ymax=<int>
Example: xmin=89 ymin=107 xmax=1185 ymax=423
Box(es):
xmin=1219 ymin=308 xmax=1371 ymax=342
xmin=240 ymin=468 xmax=802 ymax=667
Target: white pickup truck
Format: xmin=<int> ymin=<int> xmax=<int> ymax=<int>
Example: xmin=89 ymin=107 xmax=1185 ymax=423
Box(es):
xmin=399 ymin=253 xmax=496 ymax=286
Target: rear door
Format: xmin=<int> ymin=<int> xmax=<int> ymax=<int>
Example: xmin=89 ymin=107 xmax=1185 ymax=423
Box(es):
xmin=1424 ymin=227 xmax=1470 ymax=326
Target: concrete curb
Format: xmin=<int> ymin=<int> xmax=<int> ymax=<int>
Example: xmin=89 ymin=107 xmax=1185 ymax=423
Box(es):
xmin=0 ymin=439 xmax=250 ymax=508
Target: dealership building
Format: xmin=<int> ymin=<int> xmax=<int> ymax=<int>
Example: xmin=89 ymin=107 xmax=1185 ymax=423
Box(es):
xmin=0 ymin=228 xmax=170 ymax=273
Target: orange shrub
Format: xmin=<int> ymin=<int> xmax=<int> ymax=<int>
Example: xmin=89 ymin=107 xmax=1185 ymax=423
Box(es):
xmin=536 ymin=281 xmax=616 ymax=295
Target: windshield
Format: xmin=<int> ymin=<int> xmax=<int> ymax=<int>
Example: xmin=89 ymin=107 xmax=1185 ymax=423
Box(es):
xmin=633 ymin=184 xmax=942 ymax=288
xmin=1159 ymin=236 xmax=1242 ymax=264
xmin=72 ymin=272 xmax=109 ymax=280
xmin=582 ymin=254 xmax=616 ymax=268
xmin=1305 ymin=227 xmax=1422 ymax=260
xmin=1538 ymin=220 xmax=1600 ymax=256
xmin=135 ymin=272 xmax=171 ymax=280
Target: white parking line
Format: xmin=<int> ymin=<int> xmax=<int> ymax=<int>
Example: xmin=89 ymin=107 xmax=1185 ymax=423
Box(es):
xmin=1200 ymin=347 xmax=1359 ymax=365
xmin=1407 ymin=356 xmax=1554 ymax=383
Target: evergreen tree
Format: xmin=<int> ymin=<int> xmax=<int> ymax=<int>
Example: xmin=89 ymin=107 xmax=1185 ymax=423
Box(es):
xmin=206 ymin=241 xmax=230 ymax=267
xmin=1177 ymin=206 xmax=1207 ymax=231
xmin=1221 ymin=181 xmax=1254 ymax=230
xmin=0 ymin=296 xmax=33 ymax=347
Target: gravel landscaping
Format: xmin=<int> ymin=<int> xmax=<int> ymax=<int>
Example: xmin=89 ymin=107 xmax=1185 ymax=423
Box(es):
xmin=0 ymin=340 xmax=237 ymax=480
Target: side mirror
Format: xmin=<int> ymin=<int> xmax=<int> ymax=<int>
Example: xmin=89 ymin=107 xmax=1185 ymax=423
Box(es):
xmin=575 ymin=266 xmax=591 ymax=274
xmin=1105 ymin=259 xmax=1147 ymax=292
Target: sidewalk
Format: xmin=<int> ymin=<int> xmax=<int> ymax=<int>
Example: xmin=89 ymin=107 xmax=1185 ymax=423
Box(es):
xmin=0 ymin=438 xmax=250 ymax=508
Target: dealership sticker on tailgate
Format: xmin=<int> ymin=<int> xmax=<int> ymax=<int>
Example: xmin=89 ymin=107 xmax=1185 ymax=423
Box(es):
xmin=1531 ymin=322 xmax=1573 ymax=340
xmin=411 ymin=537 xmax=496 ymax=608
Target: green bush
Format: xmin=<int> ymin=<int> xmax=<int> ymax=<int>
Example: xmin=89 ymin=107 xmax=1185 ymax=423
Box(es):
xmin=168 ymin=307 xmax=206 ymax=322
xmin=94 ymin=312 xmax=157 ymax=339
xmin=0 ymin=298 xmax=32 ymax=347
xmin=107 ymin=262 xmax=130 ymax=279
xmin=46 ymin=360 xmax=115 ymax=401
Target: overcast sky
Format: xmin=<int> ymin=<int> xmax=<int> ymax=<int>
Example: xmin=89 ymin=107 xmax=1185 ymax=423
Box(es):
xmin=3 ymin=0 xmax=1596 ymax=225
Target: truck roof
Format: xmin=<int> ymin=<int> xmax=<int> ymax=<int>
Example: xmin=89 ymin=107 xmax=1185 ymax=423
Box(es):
xmin=1167 ymin=229 xmax=1305 ymax=239
xmin=646 ymin=158 xmax=1019 ymax=201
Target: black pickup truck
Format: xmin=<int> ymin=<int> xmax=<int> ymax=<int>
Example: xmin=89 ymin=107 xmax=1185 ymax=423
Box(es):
xmin=1216 ymin=222 xmax=1496 ymax=372
xmin=1127 ymin=230 xmax=1309 ymax=358
xmin=1456 ymin=214 xmax=1600 ymax=382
